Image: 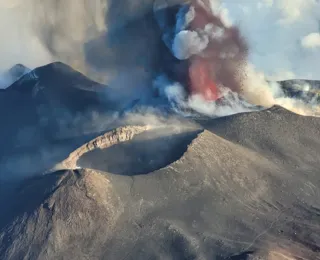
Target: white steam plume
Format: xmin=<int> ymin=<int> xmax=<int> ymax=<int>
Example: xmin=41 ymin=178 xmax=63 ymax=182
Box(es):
xmin=240 ymin=63 xmax=320 ymax=116
xmin=173 ymin=30 xmax=209 ymax=60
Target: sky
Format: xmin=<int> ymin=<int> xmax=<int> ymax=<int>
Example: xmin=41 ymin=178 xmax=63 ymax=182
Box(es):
xmin=209 ymin=0 xmax=320 ymax=80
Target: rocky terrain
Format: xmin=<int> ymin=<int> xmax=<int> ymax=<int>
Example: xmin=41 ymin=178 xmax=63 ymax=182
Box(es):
xmin=0 ymin=63 xmax=319 ymax=259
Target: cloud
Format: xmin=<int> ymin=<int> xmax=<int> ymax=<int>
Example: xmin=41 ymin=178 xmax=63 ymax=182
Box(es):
xmin=172 ymin=30 xmax=209 ymax=60
xmin=213 ymin=0 xmax=320 ymax=80
xmin=301 ymin=33 xmax=320 ymax=49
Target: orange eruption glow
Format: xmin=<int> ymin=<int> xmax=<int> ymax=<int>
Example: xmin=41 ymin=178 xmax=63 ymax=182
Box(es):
xmin=189 ymin=58 xmax=219 ymax=101
xmin=185 ymin=0 xmax=248 ymax=101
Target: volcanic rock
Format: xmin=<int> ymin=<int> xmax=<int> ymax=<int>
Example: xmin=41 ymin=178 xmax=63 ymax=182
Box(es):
xmin=0 ymin=61 xmax=320 ymax=260
xmin=1 ymin=106 xmax=319 ymax=259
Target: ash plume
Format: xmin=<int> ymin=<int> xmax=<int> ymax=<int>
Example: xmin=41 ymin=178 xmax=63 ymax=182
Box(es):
xmin=0 ymin=0 xmax=319 ymax=118
xmin=155 ymin=0 xmax=320 ymax=117
xmin=171 ymin=0 xmax=249 ymax=96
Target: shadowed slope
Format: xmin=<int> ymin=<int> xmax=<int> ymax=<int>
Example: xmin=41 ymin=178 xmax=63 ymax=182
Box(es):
xmin=0 ymin=62 xmax=117 ymax=170
xmin=0 ymin=62 xmax=110 ymax=151
xmin=5 ymin=62 xmax=108 ymax=109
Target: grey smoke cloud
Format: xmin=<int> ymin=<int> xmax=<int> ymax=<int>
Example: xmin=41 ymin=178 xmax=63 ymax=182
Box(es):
xmin=0 ymin=0 xmax=319 ymax=118
xmin=0 ymin=0 xmax=164 ymax=84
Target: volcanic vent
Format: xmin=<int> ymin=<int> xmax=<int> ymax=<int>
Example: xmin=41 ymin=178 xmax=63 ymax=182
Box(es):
xmin=52 ymin=124 xmax=202 ymax=176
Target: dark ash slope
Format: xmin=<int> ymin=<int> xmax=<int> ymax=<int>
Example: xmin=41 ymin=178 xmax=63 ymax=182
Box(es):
xmin=1 ymin=106 xmax=320 ymax=260
xmin=0 ymin=62 xmax=122 ymax=183
xmin=0 ymin=62 xmax=320 ymax=259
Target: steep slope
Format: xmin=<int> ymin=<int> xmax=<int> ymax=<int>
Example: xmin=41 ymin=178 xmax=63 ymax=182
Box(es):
xmin=1 ymin=107 xmax=319 ymax=260
xmin=7 ymin=62 xmax=106 ymax=93
xmin=99 ymin=125 xmax=319 ymax=260
xmin=0 ymin=62 xmax=116 ymax=170
xmin=0 ymin=169 xmax=123 ymax=260
xmin=202 ymin=105 xmax=320 ymax=168
xmin=0 ymin=64 xmax=31 ymax=88
xmin=3 ymin=62 xmax=109 ymax=117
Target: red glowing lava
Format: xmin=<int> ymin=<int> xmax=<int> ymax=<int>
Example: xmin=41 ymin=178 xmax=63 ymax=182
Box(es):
xmin=189 ymin=58 xmax=219 ymax=101
xmin=185 ymin=0 xmax=248 ymax=101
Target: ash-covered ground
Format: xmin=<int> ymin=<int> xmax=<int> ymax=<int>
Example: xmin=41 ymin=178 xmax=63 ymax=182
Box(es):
xmin=0 ymin=62 xmax=319 ymax=260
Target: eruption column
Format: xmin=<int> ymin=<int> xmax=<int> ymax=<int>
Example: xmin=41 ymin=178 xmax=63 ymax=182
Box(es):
xmin=189 ymin=57 xmax=218 ymax=100
xmin=175 ymin=0 xmax=248 ymax=101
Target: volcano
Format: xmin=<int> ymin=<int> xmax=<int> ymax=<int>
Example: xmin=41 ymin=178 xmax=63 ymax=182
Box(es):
xmin=0 ymin=62 xmax=319 ymax=260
